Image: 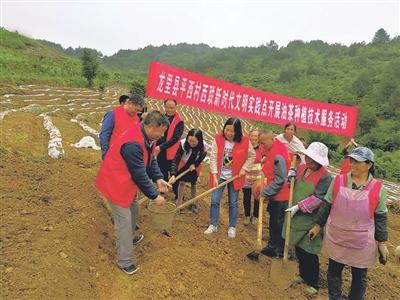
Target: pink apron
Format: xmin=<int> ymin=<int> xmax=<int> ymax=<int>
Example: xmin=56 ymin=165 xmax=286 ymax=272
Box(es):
xmin=324 ymin=176 xmax=378 ymax=268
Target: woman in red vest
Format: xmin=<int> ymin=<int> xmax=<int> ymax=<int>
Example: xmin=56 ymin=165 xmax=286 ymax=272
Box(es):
xmin=204 ymin=118 xmax=255 ymax=238
xmin=242 ymin=128 xmax=265 ymax=226
xmin=169 ymin=129 xmax=209 ymax=214
xmin=283 ymin=142 xmax=332 ymax=296
xmin=309 ymin=147 xmax=389 ymax=300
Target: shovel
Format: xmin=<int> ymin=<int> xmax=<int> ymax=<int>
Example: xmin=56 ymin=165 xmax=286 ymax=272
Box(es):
xmin=269 ymin=157 xmax=298 ymax=289
xmin=147 ymin=175 xmax=240 ymax=232
xmin=246 ymin=195 xmax=265 ymax=262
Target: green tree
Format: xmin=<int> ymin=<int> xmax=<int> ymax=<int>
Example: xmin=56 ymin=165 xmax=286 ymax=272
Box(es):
xmin=81 ymin=48 xmax=99 ymax=88
xmin=130 ymin=79 xmax=146 ymax=97
xmin=351 ymin=73 xmax=372 ymax=98
xmin=358 ymin=106 xmax=377 ymax=134
xmin=372 ymin=28 xmax=390 ymax=44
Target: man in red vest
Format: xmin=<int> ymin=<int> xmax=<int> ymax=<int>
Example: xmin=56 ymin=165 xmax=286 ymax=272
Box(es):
xmin=258 ymin=129 xmax=291 ymax=258
xmin=155 ymin=99 xmax=184 ymax=184
xmin=99 ymin=94 xmax=145 ymax=160
xmin=96 ymin=111 xmax=171 ymax=275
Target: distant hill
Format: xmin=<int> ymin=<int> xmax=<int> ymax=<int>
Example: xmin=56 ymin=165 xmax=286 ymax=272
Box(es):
xmin=1 ymin=28 xmax=399 ymax=180
xmin=38 ymin=39 xmax=103 ymax=58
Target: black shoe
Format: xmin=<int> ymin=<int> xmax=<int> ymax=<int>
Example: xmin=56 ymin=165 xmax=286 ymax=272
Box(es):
xmin=132 ymin=234 xmax=144 ymax=246
xmin=188 ymin=204 xmax=199 ymax=214
xmin=260 ymin=247 xmax=277 ymax=257
xmin=119 ymin=264 xmax=139 ymax=275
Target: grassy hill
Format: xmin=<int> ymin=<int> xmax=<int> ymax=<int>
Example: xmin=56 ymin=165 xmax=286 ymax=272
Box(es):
xmin=0 ymin=29 xmax=85 ymax=86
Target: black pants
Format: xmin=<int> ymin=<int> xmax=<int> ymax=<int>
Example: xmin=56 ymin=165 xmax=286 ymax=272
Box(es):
xmin=295 ymin=246 xmax=319 ymax=289
xmin=157 ymin=154 xmax=172 ymax=181
xmin=242 ymin=187 xmax=259 ymax=218
xmin=266 ymin=200 xmax=288 ymax=255
xmin=157 ymin=155 xmax=178 ymax=197
xmin=328 ymin=258 xmax=368 ymax=300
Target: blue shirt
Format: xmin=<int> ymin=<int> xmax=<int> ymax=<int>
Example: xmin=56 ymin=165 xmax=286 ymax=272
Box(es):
xmin=99 ymin=111 xmax=115 ymax=160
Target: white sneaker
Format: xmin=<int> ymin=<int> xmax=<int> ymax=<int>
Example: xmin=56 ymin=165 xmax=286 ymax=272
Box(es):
xmin=204 ymin=224 xmax=218 ymax=234
xmin=227 ymin=227 xmax=236 ymax=238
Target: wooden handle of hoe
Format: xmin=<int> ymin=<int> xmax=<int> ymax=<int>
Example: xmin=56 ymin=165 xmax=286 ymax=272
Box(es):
xmin=176 ymin=175 xmax=239 ymax=211
xmin=283 ymin=156 xmax=297 ymax=262
xmin=169 ymin=167 xmax=192 ymax=184
xmin=257 ymin=181 xmax=266 ymax=249
xmin=137 ymin=169 xmax=192 ymax=205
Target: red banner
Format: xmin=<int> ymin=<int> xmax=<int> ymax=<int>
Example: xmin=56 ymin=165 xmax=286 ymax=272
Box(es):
xmin=146 ymin=61 xmax=358 ymax=136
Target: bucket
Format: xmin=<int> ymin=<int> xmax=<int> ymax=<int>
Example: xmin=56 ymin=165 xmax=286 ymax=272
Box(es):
xmin=147 ymin=202 xmax=177 ymax=232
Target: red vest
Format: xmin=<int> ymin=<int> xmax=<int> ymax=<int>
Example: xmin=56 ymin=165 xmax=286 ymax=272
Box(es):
xmin=109 ymin=106 xmax=139 ymax=148
xmin=209 ymin=133 xmax=250 ymax=191
xmin=166 ymin=113 xmax=183 ymax=160
xmin=332 ymin=173 xmax=382 ymax=218
xmin=340 ymin=157 xmax=351 ymax=174
xmin=95 ymin=125 xmax=153 ymax=208
xmin=262 ymin=139 xmax=291 ymax=201
xmin=296 ymin=163 xmax=327 ymax=188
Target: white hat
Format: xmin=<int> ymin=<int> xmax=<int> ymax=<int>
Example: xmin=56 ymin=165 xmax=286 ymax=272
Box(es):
xmin=298 ymin=142 xmax=329 ymax=167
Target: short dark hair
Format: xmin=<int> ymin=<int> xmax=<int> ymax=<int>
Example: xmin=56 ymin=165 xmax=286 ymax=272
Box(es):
xmin=164 ymin=98 xmax=177 ymax=106
xmin=119 ymin=95 xmax=130 ymax=104
xmin=143 ymin=110 xmax=170 ymax=127
xmin=184 ymin=129 xmax=204 ymax=153
xmin=284 ymin=122 xmax=297 ymax=132
xmin=127 ymin=94 xmax=145 ymax=107
xmin=223 ymin=117 xmax=243 ymax=143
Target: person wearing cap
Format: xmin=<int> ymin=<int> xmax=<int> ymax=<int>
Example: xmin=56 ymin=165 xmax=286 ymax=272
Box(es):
xmin=309 ymin=147 xmax=389 ymax=300
xmin=284 ymin=142 xmax=332 ymax=296
xmin=95 ymin=111 xmax=171 ymax=275
xmin=99 ymin=94 xmax=145 ymax=160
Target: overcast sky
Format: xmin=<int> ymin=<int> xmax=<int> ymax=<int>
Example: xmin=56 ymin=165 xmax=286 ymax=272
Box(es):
xmin=1 ymin=0 xmax=399 ymax=56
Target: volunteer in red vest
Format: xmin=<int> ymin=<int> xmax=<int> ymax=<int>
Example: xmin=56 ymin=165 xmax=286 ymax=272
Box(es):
xmin=95 ymin=111 xmax=171 ymax=275
xmin=283 ymin=142 xmax=332 ymax=297
xmin=242 ymin=128 xmax=265 ymax=226
xmin=155 ymin=99 xmax=184 ymax=183
xmin=309 ymin=147 xmax=389 ymax=300
xmin=169 ymin=129 xmax=208 ymax=214
xmin=339 ymin=137 xmax=358 ymax=174
xmin=99 ymin=94 xmax=144 ymax=160
xmin=258 ymin=130 xmax=291 ymax=258
xmin=204 ymin=118 xmax=255 ymax=238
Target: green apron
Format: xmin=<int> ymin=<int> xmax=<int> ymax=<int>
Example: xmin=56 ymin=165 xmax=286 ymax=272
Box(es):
xmin=282 ymin=179 xmax=323 ymax=255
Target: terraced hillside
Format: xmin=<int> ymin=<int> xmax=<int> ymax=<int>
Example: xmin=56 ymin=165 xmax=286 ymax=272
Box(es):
xmin=1 ymin=85 xmax=399 ymax=299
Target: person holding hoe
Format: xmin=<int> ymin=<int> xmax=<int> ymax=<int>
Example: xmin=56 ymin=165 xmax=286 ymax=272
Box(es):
xmin=258 ymin=129 xmax=291 ymax=258
xmin=96 ymin=111 xmax=172 ymax=275
xmin=284 ymin=142 xmax=332 ymax=296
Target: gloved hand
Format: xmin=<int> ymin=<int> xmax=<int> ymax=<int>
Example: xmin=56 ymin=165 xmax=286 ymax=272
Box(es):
xmin=285 ymin=205 xmax=299 ymax=218
xmin=378 ymin=242 xmax=389 ymax=265
xmin=287 ymin=168 xmax=296 ymax=185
